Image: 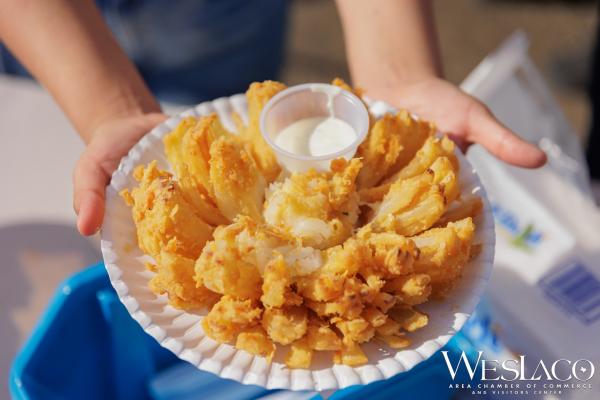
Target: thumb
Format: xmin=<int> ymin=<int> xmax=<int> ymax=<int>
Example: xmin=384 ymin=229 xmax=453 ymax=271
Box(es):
xmin=73 ymin=150 xmax=110 ymax=236
xmin=467 ymin=103 xmax=547 ymax=168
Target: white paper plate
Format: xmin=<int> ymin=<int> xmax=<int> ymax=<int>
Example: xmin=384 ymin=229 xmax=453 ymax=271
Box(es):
xmin=100 ymin=94 xmax=495 ymax=392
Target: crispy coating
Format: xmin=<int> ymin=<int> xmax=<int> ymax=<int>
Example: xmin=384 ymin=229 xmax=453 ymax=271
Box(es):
xmin=209 ymin=135 xmax=266 ymax=221
xmin=296 ymin=241 xmax=362 ymax=302
xmin=263 ymin=159 xmax=362 ymax=249
xmin=262 ymin=306 xmax=308 ymax=345
xmin=121 ymin=161 xmax=214 ymax=260
xmin=359 ymin=135 xmax=458 ymax=204
xmin=195 ymin=216 xmax=327 ymax=304
xmin=261 ymin=254 xmax=290 ymax=308
xmin=371 ymin=291 xmax=398 ymax=313
xmin=303 ymin=277 xmax=366 ymax=320
xmin=435 ymin=196 xmax=483 ymax=227
xmin=385 ymin=110 xmax=436 ymax=177
xmin=202 ymin=296 xmax=262 ymax=343
xmin=334 ymin=317 xmax=375 ymax=344
xmin=375 ymin=318 xmax=401 ymax=336
xmin=148 ymin=251 xmax=220 ymax=310
xmin=260 ymin=254 xmax=303 ymax=308
xmin=285 ymin=337 xmax=313 ymax=369
xmin=164 ymin=115 xmax=228 ymax=199
xmin=306 ymin=321 xmax=342 ymax=351
xmin=177 ymin=165 xmax=229 ymax=226
xmin=361 ymin=306 xmax=388 ymax=328
xmin=194 ymin=217 xmax=277 ymax=300
xmin=240 ymin=80 xmax=286 ymax=182
xmin=384 ymin=274 xmax=432 ymax=306
xmin=236 ymin=326 xmax=276 ymax=361
xmin=376 ymin=333 xmax=411 ymax=349
xmin=163 ymin=115 xmax=230 ymax=225
xmin=413 ymin=217 xmax=475 ymax=296
xmin=356 ymin=228 xmax=419 ymax=278
xmin=333 ymin=340 xmax=368 ymax=366
xmin=383 ymin=136 xmax=458 ymax=185
xmin=369 ymin=156 xmax=458 ymax=236
xmin=358 ymin=184 xmax=392 ymax=205
xmin=356 ymin=114 xmax=405 ymax=189
xmin=329 ymin=158 xmax=363 ymax=209
xmin=389 ymin=307 xmax=429 ymax=332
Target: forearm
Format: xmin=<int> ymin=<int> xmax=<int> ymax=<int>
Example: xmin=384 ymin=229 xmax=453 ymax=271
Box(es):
xmin=0 ymin=0 xmax=159 ymax=142
xmin=335 ymin=0 xmax=442 ymax=90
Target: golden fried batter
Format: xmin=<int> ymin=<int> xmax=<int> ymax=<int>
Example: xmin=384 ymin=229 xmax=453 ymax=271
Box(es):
xmin=435 ymin=196 xmax=482 ymax=227
xmin=236 ymin=326 xmax=276 ymax=361
xmin=263 ymin=158 xmax=362 ymax=249
xmin=384 ymin=274 xmax=432 ymax=306
xmin=335 ymin=317 xmax=375 ymax=344
xmin=262 ymin=306 xmax=308 ymax=345
xmin=163 ymin=115 xmax=231 ymax=225
xmin=261 ymin=254 xmax=302 ymax=308
xmin=389 ymin=307 xmax=429 ymax=332
xmin=285 ymin=337 xmax=313 ymax=369
xmin=209 ymin=135 xmax=266 ymax=221
xmin=359 ymin=135 xmax=457 ymax=203
xmin=412 ymin=217 xmax=475 ymax=296
xmin=384 ymin=136 xmax=458 ymax=184
xmin=202 ymin=295 xmax=262 ymax=343
xmin=376 ymin=333 xmax=411 ymax=349
xmin=148 ymin=251 xmax=220 ymax=310
xmin=356 ymin=228 xmax=419 ymax=279
xmin=333 ymin=340 xmax=368 ymax=366
xmin=306 ymin=321 xmax=342 ymax=351
xmin=385 ymin=110 xmax=436 ymax=177
xmin=240 ymin=80 xmax=286 ymax=182
xmin=194 ymin=217 xmax=268 ymax=300
xmin=296 ymin=240 xmax=361 ymax=302
xmin=369 ymin=156 xmax=459 ymax=236
xmin=121 ymin=161 xmax=214 ymax=260
xmin=164 ymin=115 xmax=228 ymax=199
xmin=356 ymin=114 xmax=405 ymax=189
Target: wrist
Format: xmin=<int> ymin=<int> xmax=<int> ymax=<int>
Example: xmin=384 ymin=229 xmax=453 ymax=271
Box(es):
xmin=82 ymin=84 xmax=161 ymax=144
xmin=351 ymin=57 xmax=442 ymax=97
xmin=360 ymin=74 xmax=440 ymax=102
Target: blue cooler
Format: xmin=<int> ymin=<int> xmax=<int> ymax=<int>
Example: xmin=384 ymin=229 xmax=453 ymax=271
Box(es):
xmin=10 ymin=264 xmax=481 ymax=400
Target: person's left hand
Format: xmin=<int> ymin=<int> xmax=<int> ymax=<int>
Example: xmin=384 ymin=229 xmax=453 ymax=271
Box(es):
xmin=365 ymin=77 xmax=547 ymax=168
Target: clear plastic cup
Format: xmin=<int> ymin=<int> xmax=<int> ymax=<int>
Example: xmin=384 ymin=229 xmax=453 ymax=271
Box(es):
xmin=259 ymin=83 xmax=369 ymax=173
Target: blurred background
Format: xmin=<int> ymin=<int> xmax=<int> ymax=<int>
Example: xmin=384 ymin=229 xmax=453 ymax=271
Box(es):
xmin=283 ymin=0 xmax=596 ymax=138
xmin=1 ymin=0 xmax=598 ymax=399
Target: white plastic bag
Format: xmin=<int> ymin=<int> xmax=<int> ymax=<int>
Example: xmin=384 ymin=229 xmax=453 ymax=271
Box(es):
xmin=462 ymin=31 xmax=600 ymax=399
xmin=461 ymin=30 xmax=592 ymax=198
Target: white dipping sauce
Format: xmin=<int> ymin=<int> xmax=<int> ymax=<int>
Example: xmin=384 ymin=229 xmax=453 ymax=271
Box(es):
xmin=275 ymin=116 xmax=356 ymax=157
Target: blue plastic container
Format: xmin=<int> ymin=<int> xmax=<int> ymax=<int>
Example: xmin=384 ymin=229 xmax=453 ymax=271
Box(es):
xmin=10 ymin=264 xmax=480 ymax=400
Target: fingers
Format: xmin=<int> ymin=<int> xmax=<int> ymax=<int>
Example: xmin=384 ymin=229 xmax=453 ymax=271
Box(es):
xmin=468 ymin=103 xmax=547 ymax=168
xmin=73 ymin=151 xmax=109 ymax=236
xmin=141 ymin=112 xmax=169 ymax=130
xmin=73 ymin=113 xmax=167 ymax=236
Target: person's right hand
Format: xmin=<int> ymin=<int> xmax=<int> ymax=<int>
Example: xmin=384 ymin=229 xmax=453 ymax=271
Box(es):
xmin=73 ymin=113 xmax=167 ymax=236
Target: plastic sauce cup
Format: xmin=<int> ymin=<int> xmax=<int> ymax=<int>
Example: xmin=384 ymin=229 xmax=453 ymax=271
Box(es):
xmin=259 ymin=83 xmax=369 ymax=173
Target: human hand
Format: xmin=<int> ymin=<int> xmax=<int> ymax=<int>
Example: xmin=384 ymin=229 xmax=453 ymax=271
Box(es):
xmin=73 ymin=113 xmax=167 ymax=236
xmin=365 ymin=77 xmax=547 ymax=168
